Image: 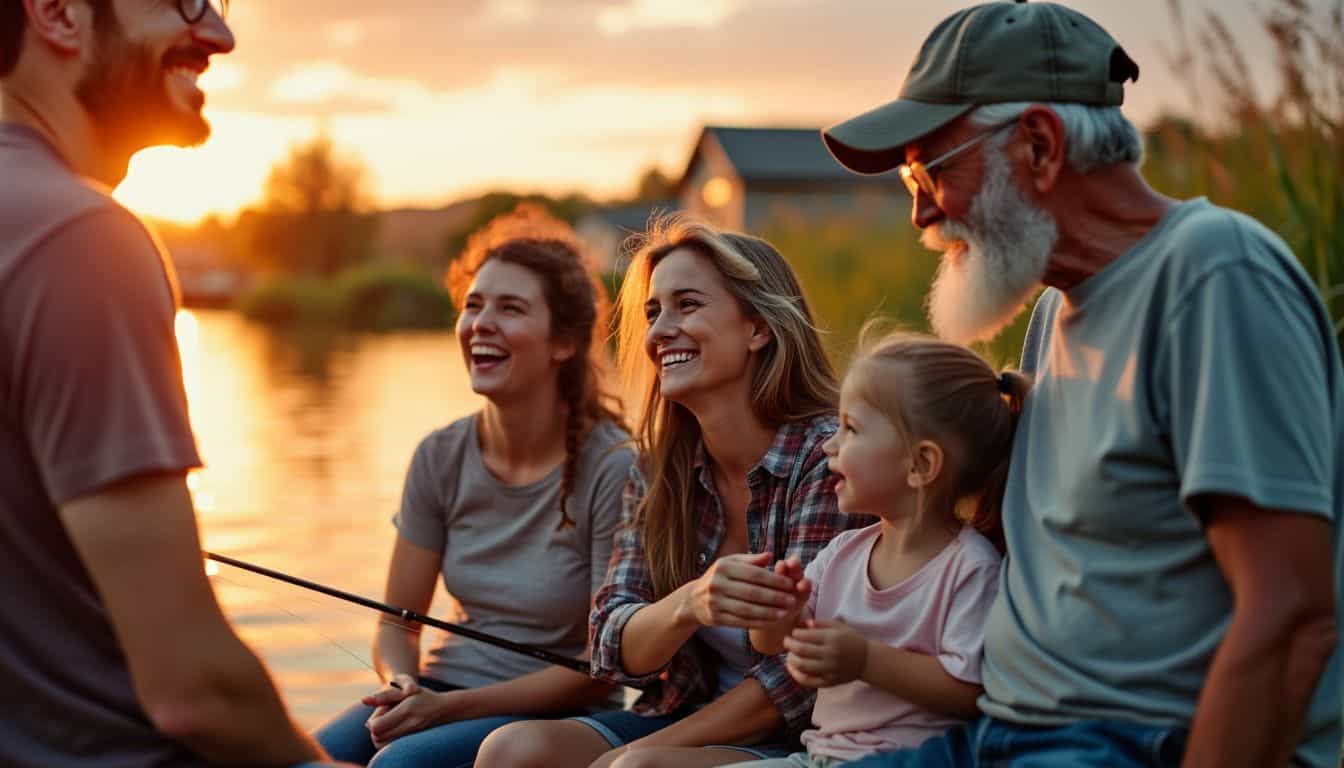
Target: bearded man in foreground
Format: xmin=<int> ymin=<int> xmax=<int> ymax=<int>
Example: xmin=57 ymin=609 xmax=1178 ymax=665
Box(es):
xmin=1 ymin=1 xmax=334 ymax=765
xmin=819 ymin=2 xmax=1343 ymax=766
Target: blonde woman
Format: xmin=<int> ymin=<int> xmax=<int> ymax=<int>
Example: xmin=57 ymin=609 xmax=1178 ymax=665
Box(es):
xmin=477 ymin=217 xmax=862 ymax=768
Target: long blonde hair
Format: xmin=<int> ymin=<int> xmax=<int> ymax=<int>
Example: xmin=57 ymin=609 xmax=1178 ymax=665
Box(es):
xmin=846 ymin=327 xmax=1028 ymax=550
xmin=616 ymin=214 xmax=837 ymax=598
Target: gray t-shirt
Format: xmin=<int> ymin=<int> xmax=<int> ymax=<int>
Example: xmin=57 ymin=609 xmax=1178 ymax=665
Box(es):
xmin=0 ymin=124 xmax=204 ymax=766
xmin=981 ymin=198 xmax=1344 ymax=766
xmin=395 ymin=414 xmax=632 ymax=695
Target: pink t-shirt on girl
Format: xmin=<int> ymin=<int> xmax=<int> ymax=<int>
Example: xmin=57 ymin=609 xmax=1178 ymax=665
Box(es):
xmin=798 ymin=524 xmax=1002 ymax=762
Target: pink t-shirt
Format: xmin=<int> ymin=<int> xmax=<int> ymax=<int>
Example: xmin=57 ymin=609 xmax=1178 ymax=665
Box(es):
xmin=798 ymin=524 xmax=1002 ymax=761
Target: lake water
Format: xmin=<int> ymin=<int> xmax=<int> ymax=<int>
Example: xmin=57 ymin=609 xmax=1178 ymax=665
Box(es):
xmin=178 ymin=308 xmax=483 ymax=729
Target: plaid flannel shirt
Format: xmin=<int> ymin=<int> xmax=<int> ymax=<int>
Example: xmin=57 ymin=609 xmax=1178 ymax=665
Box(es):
xmin=589 ymin=414 xmax=864 ymax=737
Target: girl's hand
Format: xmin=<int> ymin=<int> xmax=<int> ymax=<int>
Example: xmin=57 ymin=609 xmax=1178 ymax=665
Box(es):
xmin=773 ymin=554 xmax=805 ymax=585
xmin=763 ymin=556 xmax=813 ymax=632
xmin=682 ymin=551 xmax=799 ymax=628
xmin=784 ymin=619 xmax=869 ymax=688
xmin=366 ymin=688 xmax=465 ymax=748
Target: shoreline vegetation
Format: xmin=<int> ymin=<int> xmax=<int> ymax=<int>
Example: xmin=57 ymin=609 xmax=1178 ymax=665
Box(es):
xmin=180 ymin=0 xmax=1337 ymax=372
xmin=238 ymin=264 xmax=456 ymax=332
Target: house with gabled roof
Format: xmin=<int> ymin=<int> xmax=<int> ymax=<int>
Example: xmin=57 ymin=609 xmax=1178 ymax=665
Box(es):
xmin=576 ymin=199 xmax=675 ymax=272
xmin=678 ymin=125 xmax=908 ymax=233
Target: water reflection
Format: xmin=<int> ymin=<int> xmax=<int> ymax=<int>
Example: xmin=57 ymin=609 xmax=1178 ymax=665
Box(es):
xmin=177 ymin=309 xmax=481 ymax=727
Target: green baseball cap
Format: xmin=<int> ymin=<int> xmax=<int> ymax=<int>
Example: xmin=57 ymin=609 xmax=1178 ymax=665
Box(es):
xmin=823 ymin=0 xmax=1140 ymax=175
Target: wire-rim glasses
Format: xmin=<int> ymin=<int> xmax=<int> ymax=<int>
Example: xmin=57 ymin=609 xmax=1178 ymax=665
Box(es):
xmin=897 ymin=120 xmax=1016 ymax=200
xmin=178 ymin=0 xmax=228 ymax=24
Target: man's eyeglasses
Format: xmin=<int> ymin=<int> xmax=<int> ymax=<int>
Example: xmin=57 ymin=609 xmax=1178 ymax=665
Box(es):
xmin=897 ymin=120 xmax=1016 ymax=201
xmin=178 ymin=0 xmax=228 ymax=24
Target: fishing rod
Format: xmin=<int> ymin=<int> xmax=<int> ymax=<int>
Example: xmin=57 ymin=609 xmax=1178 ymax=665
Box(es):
xmin=203 ymin=551 xmax=594 ymax=676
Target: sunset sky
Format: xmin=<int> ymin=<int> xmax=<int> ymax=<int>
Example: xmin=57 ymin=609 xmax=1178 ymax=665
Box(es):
xmin=112 ymin=0 xmax=1278 ymax=223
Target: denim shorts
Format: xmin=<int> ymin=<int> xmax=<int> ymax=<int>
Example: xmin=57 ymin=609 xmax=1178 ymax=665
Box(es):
xmin=571 ymin=709 xmax=794 ymax=759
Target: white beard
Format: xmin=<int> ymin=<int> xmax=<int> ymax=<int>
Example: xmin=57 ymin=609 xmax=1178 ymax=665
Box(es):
xmin=923 ymin=144 xmax=1058 ymax=345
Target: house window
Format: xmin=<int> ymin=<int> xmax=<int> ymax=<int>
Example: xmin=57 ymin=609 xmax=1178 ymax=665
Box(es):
xmin=701 ymin=177 xmax=733 ymax=208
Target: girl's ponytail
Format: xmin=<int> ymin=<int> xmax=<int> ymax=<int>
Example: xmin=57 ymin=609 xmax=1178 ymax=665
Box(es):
xmin=971 ymin=369 xmax=1030 ymax=551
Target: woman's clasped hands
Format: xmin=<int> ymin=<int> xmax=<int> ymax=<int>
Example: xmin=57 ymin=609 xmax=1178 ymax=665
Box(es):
xmin=361 ymin=673 xmax=473 ymax=748
xmin=680 ymin=552 xmax=811 ymax=628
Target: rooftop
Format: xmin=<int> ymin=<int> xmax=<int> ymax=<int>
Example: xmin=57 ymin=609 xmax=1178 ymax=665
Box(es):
xmin=685 ymin=126 xmax=903 ymax=186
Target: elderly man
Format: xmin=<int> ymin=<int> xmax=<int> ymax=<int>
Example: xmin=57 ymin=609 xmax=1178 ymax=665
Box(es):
xmin=819 ymin=2 xmax=1342 ymax=767
xmin=1 ymin=1 xmax=336 ymax=765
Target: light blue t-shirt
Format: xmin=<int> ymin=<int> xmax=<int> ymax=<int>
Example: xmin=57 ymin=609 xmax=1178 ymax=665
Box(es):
xmin=979 ymin=198 xmax=1344 ymax=766
xmin=696 ymin=625 xmax=755 ymax=696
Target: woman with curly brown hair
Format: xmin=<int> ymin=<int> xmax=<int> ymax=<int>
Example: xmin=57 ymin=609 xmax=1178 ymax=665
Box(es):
xmin=314 ymin=204 xmax=633 ymax=767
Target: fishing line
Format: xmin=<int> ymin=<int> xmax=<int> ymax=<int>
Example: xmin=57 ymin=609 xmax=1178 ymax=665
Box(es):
xmin=204 ymin=551 xmax=598 ymax=678
xmin=211 ymin=562 xmax=383 ymax=622
xmin=210 ymin=572 xmax=379 ymax=675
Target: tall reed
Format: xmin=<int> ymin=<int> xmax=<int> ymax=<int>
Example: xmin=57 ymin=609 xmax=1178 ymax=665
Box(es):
xmin=1160 ymin=0 xmax=1344 ymax=336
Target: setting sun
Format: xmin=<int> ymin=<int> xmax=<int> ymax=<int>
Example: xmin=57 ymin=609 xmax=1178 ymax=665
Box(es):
xmin=113 ymin=114 xmax=311 ymax=223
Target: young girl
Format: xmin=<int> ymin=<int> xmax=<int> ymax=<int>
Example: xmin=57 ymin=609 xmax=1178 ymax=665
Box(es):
xmin=731 ymin=330 xmax=1026 ymax=768
xmin=314 ymin=205 xmax=633 ymax=767
xmin=476 ymin=216 xmax=862 ymax=768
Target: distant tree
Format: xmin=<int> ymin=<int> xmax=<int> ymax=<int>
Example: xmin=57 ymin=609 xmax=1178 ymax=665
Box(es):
xmin=442 ymin=191 xmax=594 ymax=264
xmin=632 ymin=166 xmax=676 ymax=202
xmin=262 ymin=134 xmax=367 ymax=214
xmin=194 ymin=214 xmax=229 ymax=248
xmin=245 ymin=134 xmax=380 ymax=277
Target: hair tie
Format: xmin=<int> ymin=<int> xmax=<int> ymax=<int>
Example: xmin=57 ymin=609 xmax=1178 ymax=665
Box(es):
xmin=996 ymin=372 xmax=1012 ymax=394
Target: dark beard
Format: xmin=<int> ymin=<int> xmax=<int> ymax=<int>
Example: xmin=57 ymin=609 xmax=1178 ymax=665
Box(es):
xmin=75 ymin=9 xmax=211 ymax=151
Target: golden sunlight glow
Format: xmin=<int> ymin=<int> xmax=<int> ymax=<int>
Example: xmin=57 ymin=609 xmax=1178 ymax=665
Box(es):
xmin=702 ymin=177 xmax=733 ymax=208
xmin=271 ymin=62 xmax=359 ymax=104
xmin=485 ymin=0 xmax=537 ymax=23
xmin=109 ymin=2 xmax=1182 ymax=225
xmin=175 ymin=309 xmax=200 ymax=393
xmin=198 ymin=61 xmax=246 ymax=93
xmin=597 ymin=0 xmax=742 ymax=35
xmin=115 ymin=112 xmax=313 ymax=223
xmin=177 ymin=309 xmax=215 ymax=518
xmin=325 ymin=21 xmax=368 ymax=48
xmin=115 ymin=72 xmax=750 ymax=223
xmin=205 ymin=560 xmax=220 ymax=577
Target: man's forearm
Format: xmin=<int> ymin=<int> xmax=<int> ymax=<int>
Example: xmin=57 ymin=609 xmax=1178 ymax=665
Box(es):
xmin=1183 ymin=611 xmax=1336 ymax=767
xmin=145 ymin=633 xmax=325 ymax=765
xmin=1190 ymin=504 xmax=1338 ymax=768
xmin=58 ymin=476 xmax=325 ymax=766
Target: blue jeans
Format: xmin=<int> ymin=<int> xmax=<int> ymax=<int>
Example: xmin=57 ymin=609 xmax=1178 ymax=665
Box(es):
xmin=845 ymin=716 xmax=1188 ymax=768
xmin=314 ymin=678 xmax=544 ymax=768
